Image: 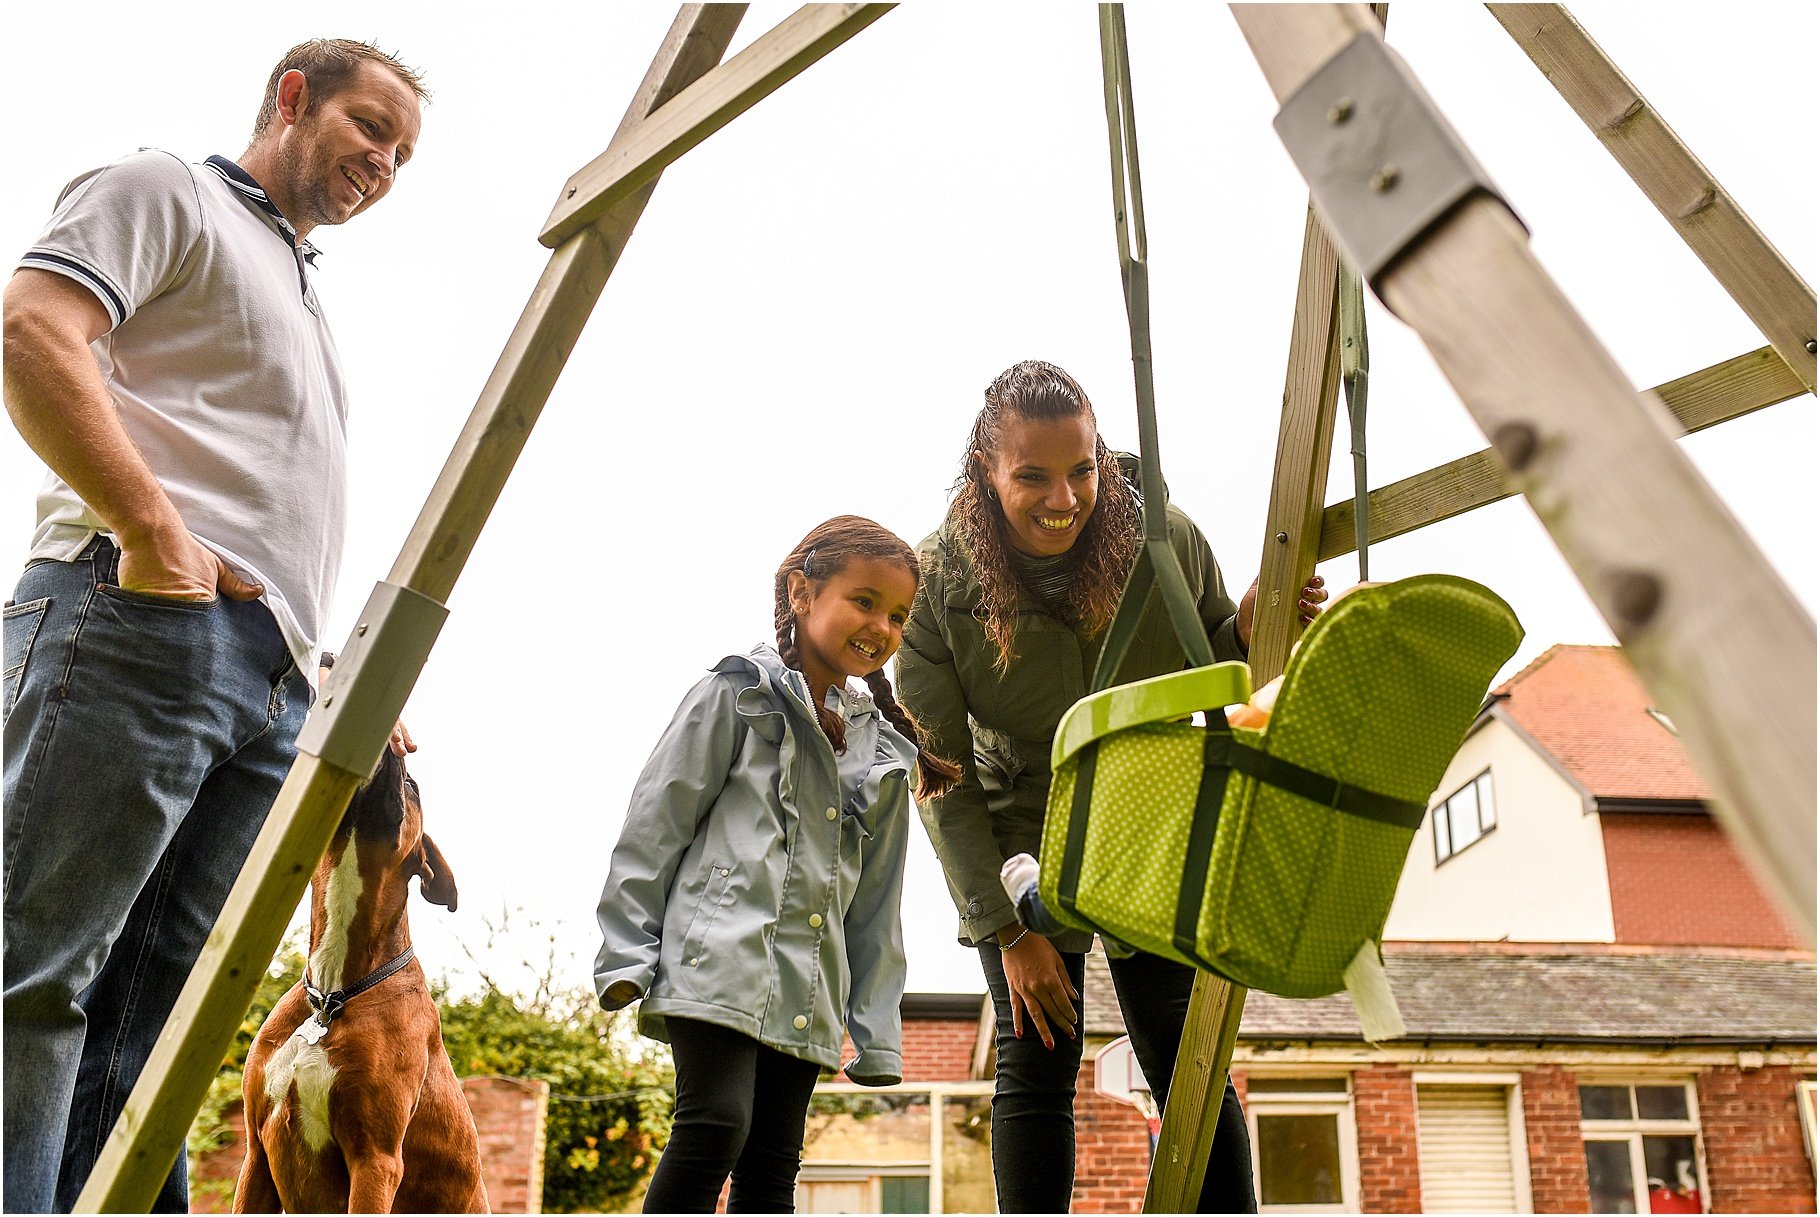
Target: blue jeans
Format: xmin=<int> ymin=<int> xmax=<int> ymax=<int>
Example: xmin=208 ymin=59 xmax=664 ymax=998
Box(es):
xmin=3 ymin=537 xmax=309 ymax=1213
xmin=978 ymin=943 xmax=1257 ymax=1213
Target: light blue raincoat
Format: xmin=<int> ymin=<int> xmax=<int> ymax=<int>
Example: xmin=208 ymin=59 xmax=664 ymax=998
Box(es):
xmin=593 ymin=645 xmax=914 ymax=1084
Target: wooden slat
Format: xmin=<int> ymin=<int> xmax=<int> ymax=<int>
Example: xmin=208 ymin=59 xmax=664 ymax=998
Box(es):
xmin=1235 ymin=5 xmax=1815 ymax=944
xmin=72 ymin=9 xmax=750 ymax=1210
xmin=1147 ymin=204 xmax=1348 ymax=1211
xmin=1489 ymin=4 xmax=1816 ymax=392
xmin=1318 ymin=345 xmax=1807 ymax=560
xmin=540 ymin=4 xmax=894 ymax=247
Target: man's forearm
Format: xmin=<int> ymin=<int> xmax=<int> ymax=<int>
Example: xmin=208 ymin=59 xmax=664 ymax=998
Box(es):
xmin=2 ymin=271 xmax=186 ymax=548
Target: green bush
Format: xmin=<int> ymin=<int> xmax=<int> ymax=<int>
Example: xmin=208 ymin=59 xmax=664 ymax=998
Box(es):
xmin=439 ymin=983 xmax=674 ymax=1213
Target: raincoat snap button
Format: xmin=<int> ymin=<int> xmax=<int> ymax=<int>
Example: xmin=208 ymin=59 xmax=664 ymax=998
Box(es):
xmin=793 ymin=1014 xmax=809 ymax=1030
xmin=825 ymin=807 xmax=838 ymax=821
xmin=808 ymin=914 xmax=823 ymax=928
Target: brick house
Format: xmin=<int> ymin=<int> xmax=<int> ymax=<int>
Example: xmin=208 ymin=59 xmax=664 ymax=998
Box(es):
xmin=803 ymin=645 xmax=1816 ymax=1213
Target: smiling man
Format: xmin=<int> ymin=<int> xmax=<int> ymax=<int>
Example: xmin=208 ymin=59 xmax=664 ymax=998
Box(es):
xmin=1 ymin=40 xmax=425 ymax=1213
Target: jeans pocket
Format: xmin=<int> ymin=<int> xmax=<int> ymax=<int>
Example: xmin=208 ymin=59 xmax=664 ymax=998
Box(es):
xmin=95 ymin=583 xmax=219 ymax=611
xmin=3 ymin=597 xmax=51 ymax=719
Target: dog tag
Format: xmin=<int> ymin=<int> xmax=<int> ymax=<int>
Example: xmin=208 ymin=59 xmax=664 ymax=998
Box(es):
xmin=295 ymin=1015 xmax=329 ymax=1046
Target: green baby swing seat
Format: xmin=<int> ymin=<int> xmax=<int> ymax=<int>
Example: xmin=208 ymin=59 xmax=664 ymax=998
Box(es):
xmin=1039 ymin=574 xmax=1522 ymax=1004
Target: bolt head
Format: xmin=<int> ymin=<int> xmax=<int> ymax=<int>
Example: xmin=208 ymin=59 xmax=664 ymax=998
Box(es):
xmin=1370 ymin=165 xmax=1401 ymax=192
xmin=1328 ymin=98 xmax=1354 ymax=124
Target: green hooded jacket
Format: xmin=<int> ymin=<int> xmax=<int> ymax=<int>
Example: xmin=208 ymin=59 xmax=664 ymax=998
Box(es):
xmin=897 ymin=498 xmax=1246 ymax=949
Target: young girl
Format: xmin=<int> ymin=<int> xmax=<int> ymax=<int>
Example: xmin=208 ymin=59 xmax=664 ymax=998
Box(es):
xmin=594 ymin=515 xmax=959 ymax=1214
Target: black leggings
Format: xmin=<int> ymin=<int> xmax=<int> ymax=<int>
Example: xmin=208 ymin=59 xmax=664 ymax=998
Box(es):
xmin=978 ymin=945 xmax=1258 ymax=1213
xmin=644 ymin=1017 xmax=824 ymax=1214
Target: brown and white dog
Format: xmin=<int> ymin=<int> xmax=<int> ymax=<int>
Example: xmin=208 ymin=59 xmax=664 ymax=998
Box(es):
xmin=235 ymin=746 xmax=488 ymax=1213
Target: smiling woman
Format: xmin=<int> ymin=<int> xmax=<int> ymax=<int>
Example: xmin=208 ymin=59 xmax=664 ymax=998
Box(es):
xmin=897 ymin=358 xmax=1286 ymax=1213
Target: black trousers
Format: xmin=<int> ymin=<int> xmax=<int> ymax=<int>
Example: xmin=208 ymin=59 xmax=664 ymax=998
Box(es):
xmin=978 ymin=944 xmax=1258 ymax=1213
xmin=644 ymin=1017 xmax=824 ymax=1214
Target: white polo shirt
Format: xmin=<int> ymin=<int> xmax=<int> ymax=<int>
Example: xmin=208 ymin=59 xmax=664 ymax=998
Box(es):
xmin=19 ymin=150 xmax=348 ymax=678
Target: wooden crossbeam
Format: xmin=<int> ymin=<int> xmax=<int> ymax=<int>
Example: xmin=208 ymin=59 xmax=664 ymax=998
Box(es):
xmin=1489 ymin=4 xmax=1817 ymax=393
xmin=1145 ymin=201 xmax=1348 ymax=1211
xmin=541 ymin=4 xmax=893 ymax=248
xmin=72 ymin=8 xmax=749 ymax=1209
xmin=1235 ymin=5 xmax=1815 ymax=945
xmin=1317 ymin=344 xmax=1808 ymax=560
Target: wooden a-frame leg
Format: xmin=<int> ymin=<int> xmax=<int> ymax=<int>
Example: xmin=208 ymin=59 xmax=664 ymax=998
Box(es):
xmin=1145 ymin=202 xmax=1348 ymax=1211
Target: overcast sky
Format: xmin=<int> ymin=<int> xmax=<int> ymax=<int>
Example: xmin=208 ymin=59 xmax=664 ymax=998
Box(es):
xmin=2 ymin=2 xmax=1812 ymax=1000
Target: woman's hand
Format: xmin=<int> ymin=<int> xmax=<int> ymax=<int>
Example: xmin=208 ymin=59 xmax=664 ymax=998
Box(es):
xmin=1237 ymin=574 xmax=1329 ymax=648
xmin=999 ymin=930 xmax=1079 ymax=1050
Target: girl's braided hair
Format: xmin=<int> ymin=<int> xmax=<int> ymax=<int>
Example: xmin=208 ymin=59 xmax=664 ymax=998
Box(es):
xmin=953 ymin=360 xmax=1139 ymax=673
xmin=774 ymin=516 xmax=962 ymax=800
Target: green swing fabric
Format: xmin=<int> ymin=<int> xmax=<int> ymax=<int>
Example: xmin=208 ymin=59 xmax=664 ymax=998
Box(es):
xmin=1038 ymin=574 xmax=1522 ymax=998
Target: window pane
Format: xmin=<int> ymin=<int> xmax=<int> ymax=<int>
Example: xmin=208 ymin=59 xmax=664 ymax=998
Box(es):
xmin=1449 ymin=792 xmax=1480 ymax=853
xmin=1257 ymin=1113 xmax=1343 ymax=1206
xmin=882 ymin=1175 xmax=931 ymax=1214
xmin=941 ymin=1096 xmax=995 ymax=1215
xmin=1247 ymin=1076 xmax=1348 ymax=1093
xmin=1643 ymin=1135 xmax=1702 ymax=1214
xmin=1435 ymin=806 xmax=1452 ymax=860
xmin=1581 ymin=1085 xmax=1634 ymax=1120
xmin=1476 ymin=772 xmax=1497 ymax=830
xmin=1585 ymin=1140 xmax=1638 ymax=1213
xmin=1635 ymin=1086 xmax=1689 ymax=1121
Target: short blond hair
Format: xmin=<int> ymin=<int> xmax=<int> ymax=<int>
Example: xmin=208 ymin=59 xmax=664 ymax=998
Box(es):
xmin=252 ymin=38 xmax=428 ymax=138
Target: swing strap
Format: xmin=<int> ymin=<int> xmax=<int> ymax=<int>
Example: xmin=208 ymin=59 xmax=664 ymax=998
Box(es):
xmin=1092 ymin=4 xmax=1215 ymax=691
xmin=1339 ymin=259 xmax=1372 ymax=581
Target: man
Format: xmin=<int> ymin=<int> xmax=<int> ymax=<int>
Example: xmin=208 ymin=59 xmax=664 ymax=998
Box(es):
xmin=2 ymin=40 xmax=426 ymax=1212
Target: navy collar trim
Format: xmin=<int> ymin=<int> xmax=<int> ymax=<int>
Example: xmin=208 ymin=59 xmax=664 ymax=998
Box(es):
xmin=204 ymin=155 xmax=320 ymax=265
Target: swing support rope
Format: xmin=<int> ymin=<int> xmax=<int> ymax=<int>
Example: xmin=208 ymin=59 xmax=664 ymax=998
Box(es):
xmin=1091 ymin=3 xmax=1218 ymax=693
xmin=1339 ymin=259 xmax=1371 ymax=581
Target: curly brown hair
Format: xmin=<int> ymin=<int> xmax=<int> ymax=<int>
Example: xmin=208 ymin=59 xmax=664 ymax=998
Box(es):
xmin=774 ymin=516 xmax=961 ymax=799
xmin=953 ymin=360 xmax=1140 ymax=673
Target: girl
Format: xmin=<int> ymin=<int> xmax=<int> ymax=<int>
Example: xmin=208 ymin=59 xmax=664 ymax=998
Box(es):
xmin=594 ymin=515 xmax=959 ymax=1214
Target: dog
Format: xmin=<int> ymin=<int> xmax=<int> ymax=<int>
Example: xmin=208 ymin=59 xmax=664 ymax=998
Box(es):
xmin=235 ymin=745 xmax=489 ymax=1213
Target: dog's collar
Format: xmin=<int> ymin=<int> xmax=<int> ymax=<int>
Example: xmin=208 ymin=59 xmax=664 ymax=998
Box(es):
xmin=303 ymin=947 xmax=416 ymax=1029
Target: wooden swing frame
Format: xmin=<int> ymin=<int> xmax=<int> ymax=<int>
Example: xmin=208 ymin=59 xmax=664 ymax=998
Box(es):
xmin=72 ymin=4 xmax=1813 ymax=1210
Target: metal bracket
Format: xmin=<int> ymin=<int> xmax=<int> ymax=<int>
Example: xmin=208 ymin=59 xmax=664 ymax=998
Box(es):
xmin=295 ymin=581 xmax=448 ymax=776
xmin=1274 ymin=32 xmax=1525 ymax=290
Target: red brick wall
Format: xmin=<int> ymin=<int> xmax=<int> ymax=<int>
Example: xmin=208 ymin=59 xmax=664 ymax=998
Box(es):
xmin=1697 ymin=1065 xmax=1817 ymax=1213
xmin=1521 ymin=1066 xmax=1592 ymax=1213
xmin=1072 ymin=1058 xmax=1154 ymax=1213
xmin=901 ymin=1017 xmax=978 ymax=1082
xmin=463 ymin=1076 xmax=549 ymax=1213
xmin=1601 ymin=814 xmax=1803 ymax=948
xmin=1353 ymin=1066 xmax=1422 ymax=1213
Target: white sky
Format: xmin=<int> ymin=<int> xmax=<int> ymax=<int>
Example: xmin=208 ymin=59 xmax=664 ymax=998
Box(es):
xmin=2 ymin=2 xmax=1812 ymax=1000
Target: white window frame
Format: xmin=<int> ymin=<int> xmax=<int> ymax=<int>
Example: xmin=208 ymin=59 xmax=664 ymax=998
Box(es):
xmin=1433 ymin=769 xmax=1497 ymax=864
xmin=1576 ymin=1078 xmax=1710 ymax=1215
xmin=1244 ymin=1074 xmax=1361 ymax=1213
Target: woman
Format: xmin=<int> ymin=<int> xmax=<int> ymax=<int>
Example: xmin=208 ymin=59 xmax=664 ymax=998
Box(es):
xmin=898 ymin=359 xmax=1324 ymax=1213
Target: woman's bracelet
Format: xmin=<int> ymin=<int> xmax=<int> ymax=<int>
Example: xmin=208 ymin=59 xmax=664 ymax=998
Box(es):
xmin=998 ymin=927 xmax=1031 ymax=952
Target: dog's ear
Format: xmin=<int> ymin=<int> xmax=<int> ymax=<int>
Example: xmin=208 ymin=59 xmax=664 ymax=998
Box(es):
xmin=415 ymin=834 xmax=459 ymax=911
